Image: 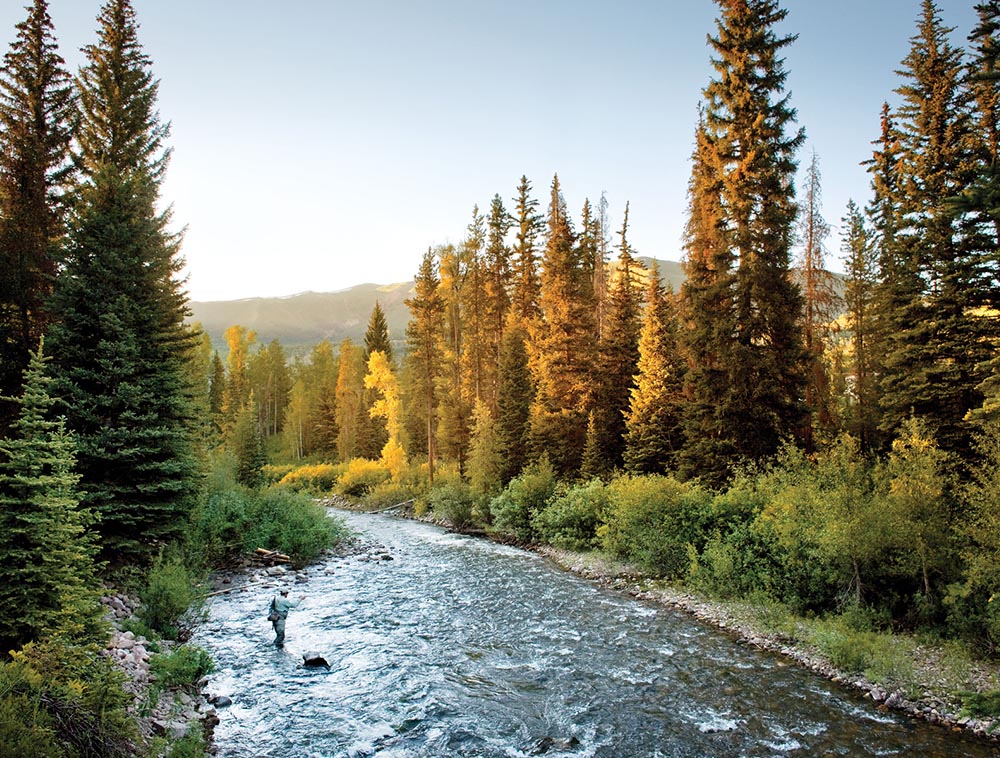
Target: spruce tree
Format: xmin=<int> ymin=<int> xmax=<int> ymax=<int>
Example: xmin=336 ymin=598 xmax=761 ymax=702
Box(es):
xmin=495 ymin=320 xmax=533 ymax=484
xmin=46 ymin=0 xmax=199 ymax=561
xmin=0 ymin=342 xmax=102 ymax=651
xmin=435 ymin=244 xmax=471 ymax=469
xmin=680 ymin=0 xmax=808 ymax=482
xmin=796 ymin=151 xmax=839 ymax=446
xmin=840 ymin=200 xmax=879 ymax=452
xmin=529 ymin=174 xmax=595 ymax=476
xmin=460 ymin=206 xmax=488 ymax=405
xmin=510 ymin=175 xmax=544 ymax=326
xmin=0 ymin=0 xmax=76 ymax=431
xmin=482 ymin=193 xmax=512 ymax=412
xmin=405 ymin=248 xmax=445 ymax=482
xmin=591 ymin=203 xmax=645 ymax=472
xmin=678 ymin=117 xmax=738 ymax=484
xmin=878 ymin=0 xmax=996 ymax=459
xmin=625 ymin=266 xmax=686 ymax=474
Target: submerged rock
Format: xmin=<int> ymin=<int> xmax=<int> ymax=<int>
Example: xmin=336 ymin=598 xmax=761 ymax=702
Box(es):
xmin=303 ymin=652 xmax=331 ymax=669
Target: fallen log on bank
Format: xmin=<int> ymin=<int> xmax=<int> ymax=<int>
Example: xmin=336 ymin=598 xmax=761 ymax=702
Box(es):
xmin=253 ymin=548 xmax=291 ymax=565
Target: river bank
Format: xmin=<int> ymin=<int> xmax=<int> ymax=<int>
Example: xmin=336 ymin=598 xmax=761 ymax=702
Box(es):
xmin=532 ymin=544 xmax=1000 ymax=744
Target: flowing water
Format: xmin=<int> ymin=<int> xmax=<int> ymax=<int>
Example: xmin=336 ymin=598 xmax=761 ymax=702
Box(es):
xmin=194 ymin=510 xmax=997 ymax=757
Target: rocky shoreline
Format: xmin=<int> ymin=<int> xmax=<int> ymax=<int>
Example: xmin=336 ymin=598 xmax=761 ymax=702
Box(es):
xmin=99 ymin=591 xmax=220 ymax=751
xmin=533 ymin=544 xmax=1000 ymax=744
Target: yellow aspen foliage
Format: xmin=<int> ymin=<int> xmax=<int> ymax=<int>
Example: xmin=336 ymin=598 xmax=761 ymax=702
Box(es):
xmin=365 ymin=350 xmax=407 ymax=480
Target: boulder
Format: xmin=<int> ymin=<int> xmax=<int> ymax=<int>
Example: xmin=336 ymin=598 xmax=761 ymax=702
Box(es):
xmin=303 ymin=652 xmax=331 ymax=669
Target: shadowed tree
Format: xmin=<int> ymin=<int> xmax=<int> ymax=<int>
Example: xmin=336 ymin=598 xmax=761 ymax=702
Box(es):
xmin=0 ymin=0 xmax=76 ymax=432
xmin=47 ymin=0 xmax=199 ymax=561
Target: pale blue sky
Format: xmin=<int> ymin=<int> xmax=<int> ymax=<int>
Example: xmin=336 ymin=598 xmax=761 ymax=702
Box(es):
xmin=0 ymin=1 xmax=981 ymax=301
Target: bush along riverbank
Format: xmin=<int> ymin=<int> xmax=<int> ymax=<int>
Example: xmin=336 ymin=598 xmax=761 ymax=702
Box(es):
xmin=533 ymin=545 xmax=1000 ymax=743
xmin=334 ymin=479 xmax=1000 ymax=747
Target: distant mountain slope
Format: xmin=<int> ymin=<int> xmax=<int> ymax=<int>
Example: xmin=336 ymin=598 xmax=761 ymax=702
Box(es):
xmin=189 ymin=282 xmax=414 ymax=356
xmin=185 ymin=258 xmax=704 ymax=356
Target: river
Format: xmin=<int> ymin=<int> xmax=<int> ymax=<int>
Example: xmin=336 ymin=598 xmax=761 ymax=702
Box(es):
xmin=193 ymin=510 xmax=998 ymax=757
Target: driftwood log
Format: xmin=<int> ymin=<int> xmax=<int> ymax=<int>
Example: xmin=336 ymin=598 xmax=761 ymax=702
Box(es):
xmin=253 ymin=547 xmax=291 ymax=565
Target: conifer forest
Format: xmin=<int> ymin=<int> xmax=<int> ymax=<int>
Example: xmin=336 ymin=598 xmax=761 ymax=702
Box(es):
xmin=3 ymin=0 xmax=1000 ymax=755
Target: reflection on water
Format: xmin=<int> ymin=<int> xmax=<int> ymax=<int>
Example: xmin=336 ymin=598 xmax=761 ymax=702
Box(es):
xmin=194 ymin=511 xmax=996 ymax=757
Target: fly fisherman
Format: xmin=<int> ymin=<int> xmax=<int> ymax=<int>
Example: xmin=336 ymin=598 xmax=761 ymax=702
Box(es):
xmin=269 ymin=589 xmax=305 ymax=647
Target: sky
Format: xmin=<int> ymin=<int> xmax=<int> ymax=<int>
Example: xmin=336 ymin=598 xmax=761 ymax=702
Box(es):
xmin=0 ymin=1 xmax=983 ymax=302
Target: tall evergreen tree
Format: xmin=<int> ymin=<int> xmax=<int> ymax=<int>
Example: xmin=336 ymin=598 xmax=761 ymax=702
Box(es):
xmin=680 ymin=0 xmax=808 ymax=482
xmin=208 ymin=351 xmax=225 ymax=437
xmin=510 ymin=175 xmax=544 ymax=326
xmin=529 ymin=174 xmax=595 ymax=475
xmin=495 ymin=320 xmax=533 ymax=484
xmin=0 ymin=342 xmax=102 ymax=651
xmin=435 ymin=244 xmax=470 ymax=469
xmin=46 ymin=0 xmax=199 ymax=561
xmin=840 ymin=200 xmax=879 ymax=452
xmin=482 ymin=193 xmax=512 ymax=412
xmin=796 ymin=151 xmax=839 ymax=446
xmin=878 ymin=0 xmax=997 ymax=459
xmin=405 ymin=248 xmax=445 ymax=482
xmin=591 ymin=203 xmax=645 ymax=472
xmin=0 ymin=0 xmax=76 ymax=431
xmin=678 ymin=115 xmax=737 ymax=484
xmin=460 ymin=205 xmax=488 ymax=405
xmin=625 ymin=266 xmax=686 ymax=474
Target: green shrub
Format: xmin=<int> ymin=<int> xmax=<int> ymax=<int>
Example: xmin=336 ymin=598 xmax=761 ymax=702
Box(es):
xmin=277 ymin=463 xmax=341 ymax=492
xmin=960 ymin=689 xmax=1000 ymax=719
xmin=427 ymin=482 xmax=478 ymax=529
xmin=242 ymin=488 xmax=350 ymax=567
xmin=599 ymin=474 xmax=712 ymax=577
xmin=336 ymin=458 xmax=391 ymax=496
xmin=166 ymin=728 xmax=209 ymax=758
xmin=0 ymin=641 xmax=137 ymax=757
xmin=489 ymin=458 xmax=557 ymax=542
xmin=532 ymin=479 xmax=608 ymax=550
xmin=149 ymin=644 xmax=214 ymax=688
xmin=806 ymin=619 xmax=913 ymax=685
xmin=189 ymin=488 xmax=250 ymax=565
xmin=261 ymin=463 xmax=296 ymax=485
xmin=140 ymin=551 xmax=205 ymax=641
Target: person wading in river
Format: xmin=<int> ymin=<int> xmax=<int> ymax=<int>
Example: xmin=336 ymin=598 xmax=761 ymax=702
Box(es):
xmin=269 ymin=589 xmax=305 ymax=647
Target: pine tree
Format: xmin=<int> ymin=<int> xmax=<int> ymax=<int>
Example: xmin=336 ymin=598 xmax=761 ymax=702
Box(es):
xmin=460 ymin=206 xmax=488 ymax=405
xmin=405 ymin=248 xmax=445 ymax=482
xmin=208 ymin=351 xmax=225 ymax=437
xmin=678 ymin=116 xmax=738 ymax=484
xmin=591 ymin=203 xmax=645 ymax=472
xmin=495 ymin=320 xmax=533 ymax=484
xmin=0 ymin=342 xmax=102 ymax=651
xmin=625 ymin=266 xmax=686 ymax=474
xmin=680 ymin=0 xmax=808 ymax=482
xmin=435 ymin=244 xmax=470 ymax=469
xmin=510 ymin=175 xmax=544 ymax=326
xmin=878 ymin=0 xmax=996 ymax=459
xmin=840 ymin=200 xmax=879 ymax=452
xmin=0 ymin=0 xmax=76 ymax=431
xmin=230 ymin=393 xmax=265 ymax=488
xmin=529 ymin=174 xmax=595 ymax=476
xmin=482 ymin=193 xmax=512 ymax=412
xmin=46 ymin=0 xmax=199 ymax=561
xmin=796 ymin=151 xmax=839 ymax=446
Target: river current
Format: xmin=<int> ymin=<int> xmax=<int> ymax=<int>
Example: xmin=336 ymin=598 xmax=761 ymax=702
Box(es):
xmin=193 ymin=510 xmax=998 ymax=757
